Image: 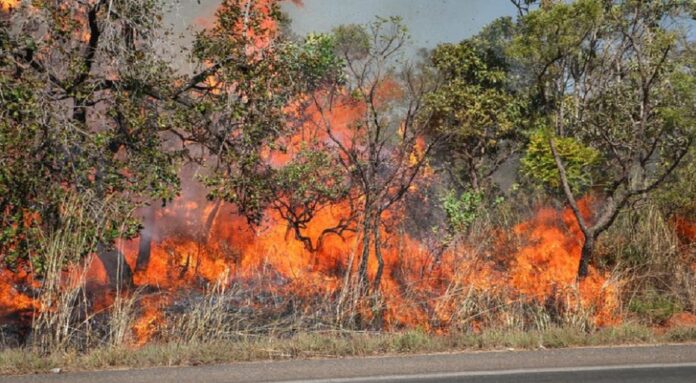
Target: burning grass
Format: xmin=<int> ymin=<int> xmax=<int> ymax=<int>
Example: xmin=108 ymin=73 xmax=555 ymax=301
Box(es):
xmin=1 ymin=172 xmax=694 ymax=373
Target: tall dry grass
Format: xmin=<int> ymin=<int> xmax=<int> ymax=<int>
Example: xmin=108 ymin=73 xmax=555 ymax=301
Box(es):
xmin=29 ymin=191 xmax=138 ymax=352
xmin=600 ymin=201 xmax=695 ymax=323
xmin=163 ymin=269 xmax=234 ymax=343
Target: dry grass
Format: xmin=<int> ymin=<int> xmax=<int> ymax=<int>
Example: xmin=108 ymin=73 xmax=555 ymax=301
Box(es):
xmin=30 ymin=193 xmax=109 ymax=352
xmin=25 ymin=192 xmax=141 ymax=352
xmin=600 ymin=202 xmax=696 ymax=324
xmin=161 ymin=269 xmax=237 ymax=343
xmin=2 ymin=322 xmax=695 ymax=376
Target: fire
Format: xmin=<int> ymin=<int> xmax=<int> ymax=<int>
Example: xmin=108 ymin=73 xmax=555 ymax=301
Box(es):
xmin=113 ymin=184 xmax=621 ymax=341
xmin=0 ymin=79 xmax=625 ymax=346
xmin=0 ymin=0 xmax=18 ymax=12
xmin=211 ymin=0 xmax=281 ymax=55
xmin=673 ymin=215 xmax=696 ymax=245
xmin=0 ymin=268 xmax=37 ymax=320
xmin=0 ymin=0 xmax=630 ymax=346
xmin=507 ymin=198 xmax=620 ymax=326
xmin=0 ymin=187 xmax=624 ymax=344
xmin=510 ymin=200 xmax=589 ymax=299
xmin=0 ymin=65 xmax=625 ymax=346
xmin=131 ymin=296 xmax=164 ymax=346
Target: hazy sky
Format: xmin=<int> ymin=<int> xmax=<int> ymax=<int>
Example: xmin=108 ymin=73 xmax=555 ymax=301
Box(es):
xmin=282 ymin=0 xmax=516 ymax=48
xmin=167 ymin=0 xmax=516 ymax=51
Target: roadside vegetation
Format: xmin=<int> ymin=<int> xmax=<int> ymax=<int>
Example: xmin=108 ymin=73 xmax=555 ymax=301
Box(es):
xmin=2 ymin=323 xmax=696 ymax=375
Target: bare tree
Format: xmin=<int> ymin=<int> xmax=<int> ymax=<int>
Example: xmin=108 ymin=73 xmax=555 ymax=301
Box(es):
xmin=307 ymin=18 xmax=441 ymax=297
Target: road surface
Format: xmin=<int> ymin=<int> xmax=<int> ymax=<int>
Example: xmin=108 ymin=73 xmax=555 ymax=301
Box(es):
xmin=3 ymin=344 xmax=696 ymax=382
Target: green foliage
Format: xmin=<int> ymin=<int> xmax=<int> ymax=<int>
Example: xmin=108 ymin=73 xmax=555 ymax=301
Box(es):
xmin=471 ymin=16 xmax=516 ymax=67
xmin=629 ymin=290 xmax=683 ymax=325
xmin=511 ymin=0 xmax=694 ymax=197
xmin=521 ymin=130 xmax=600 ymax=193
xmin=272 ymin=144 xmax=348 ymax=210
xmin=0 ymin=1 xmax=182 ymax=271
xmin=440 ymin=190 xmax=483 ymax=233
xmin=281 ymin=33 xmax=346 ymax=89
xmin=332 ymin=24 xmax=371 ymax=60
xmin=431 ymin=41 xmax=506 ymax=85
xmin=425 ymin=29 xmax=523 ymax=192
xmin=508 ymin=0 xmax=605 ymax=71
xmin=654 ymin=147 xmax=696 ymax=218
xmin=193 ymin=2 xmax=346 ymax=224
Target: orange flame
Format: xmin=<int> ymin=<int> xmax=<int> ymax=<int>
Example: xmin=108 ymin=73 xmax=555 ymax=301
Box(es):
xmin=0 ymin=0 xmax=18 ymax=12
xmin=0 ymin=268 xmax=37 ymax=320
xmin=508 ymin=198 xmax=620 ymax=326
xmin=0 ymin=81 xmax=625 ymax=345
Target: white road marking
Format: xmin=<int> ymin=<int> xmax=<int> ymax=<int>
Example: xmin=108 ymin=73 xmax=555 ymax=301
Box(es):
xmin=277 ymin=362 xmax=696 ymax=383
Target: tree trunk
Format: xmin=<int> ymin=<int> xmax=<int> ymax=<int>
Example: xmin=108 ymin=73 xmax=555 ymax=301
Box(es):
xmin=549 ymin=138 xmax=595 ymax=280
xmin=135 ymin=232 xmax=151 ymax=273
xmin=578 ymin=234 xmax=594 ymax=279
xmin=372 ymin=212 xmax=384 ymax=291
xmin=135 ymin=206 xmax=155 ymax=273
xmin=357 ymin=210 xmax=372 ymax=295
xmin=96 ymin=243 xmax=133 ymax=289
xmin=469 ymin=165 xmax=480 ymax=193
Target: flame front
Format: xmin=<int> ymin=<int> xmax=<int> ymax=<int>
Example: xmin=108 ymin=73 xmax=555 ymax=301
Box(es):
xmin=0 ymin=185 xmax=625 ymax=344
xmin=0 ymin=85 xmax=625 ymax=344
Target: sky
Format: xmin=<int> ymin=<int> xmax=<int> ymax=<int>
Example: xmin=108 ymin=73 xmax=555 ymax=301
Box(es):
xmin=166 ymin=0 xmax=517 ymax=52
xmin=281 ymin=0 xmax=517 ymax=49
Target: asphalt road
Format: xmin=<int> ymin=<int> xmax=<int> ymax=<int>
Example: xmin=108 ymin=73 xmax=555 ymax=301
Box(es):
xmin=3 ymin=344 xmax=696 ymax=383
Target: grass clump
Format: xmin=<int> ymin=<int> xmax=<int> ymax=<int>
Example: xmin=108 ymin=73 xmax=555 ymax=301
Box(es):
xmin=666 ymin=327 xmax=696 ymax=342
xmin=590 ymin=323 xmax=656 ymax=345
xmin=629 ymin=291 xmax=683 ymax=325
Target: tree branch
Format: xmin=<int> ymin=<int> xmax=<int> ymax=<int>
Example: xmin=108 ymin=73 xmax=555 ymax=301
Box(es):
xmin=549 ymin=137 xmax=591 ymax=238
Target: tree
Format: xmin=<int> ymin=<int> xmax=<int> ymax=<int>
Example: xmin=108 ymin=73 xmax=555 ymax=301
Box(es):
xmin=268 ymin=143 xmax=352 ymax=253
xmin=0 ymin=0 xmax=307 ymax=285
xmin=188 ymin=2 xmax=348 ymax=247
xmin=303 ymin=17 xmax=440 ymax=296
xmin=0 ymin=0 xmax=185 ymax=284
xmin=521 ymin=130 xmax=601 ymax=193
xmin=512 ymin=0 xmax=696 ymax=278
xmin=425 ymin=24 xmax=523 ymax=194
xmin=190 ymin=0 xmax=305 ymax=224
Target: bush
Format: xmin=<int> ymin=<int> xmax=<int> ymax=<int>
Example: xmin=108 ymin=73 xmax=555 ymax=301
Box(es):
xmin=628 ymin=291 xmax=683 ymax=325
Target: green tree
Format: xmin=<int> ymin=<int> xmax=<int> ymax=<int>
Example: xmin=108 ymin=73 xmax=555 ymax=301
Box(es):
xmin=1 ymin=0 xmax=315 ymax=279
xmin=302 ymin=17 xmax=441 ymax=299
xmin=194 ymin=2 xmax=345 ymax=226
xmin=0 ymin=1 xmax=186 ymax=282
xmin=425 ymin=31 xmax=523 ymax=193
xmin=521 ymin=130 xmax=600 ymax=193
xmin=511 ymin=0 xmax=696 ymax=278
xmin=269 ymin=144 xmax=351 ymax=253
xmin=440 ymin=190 xmax=483 ymax=234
